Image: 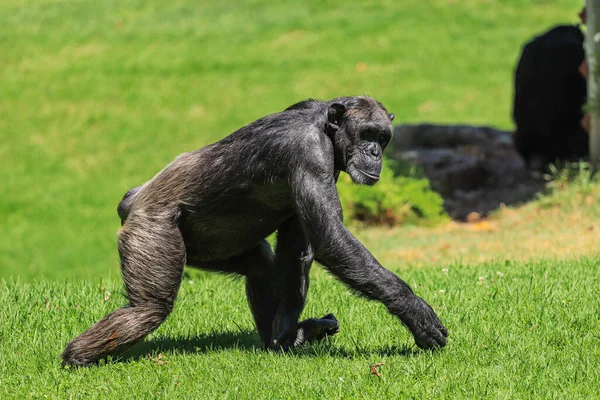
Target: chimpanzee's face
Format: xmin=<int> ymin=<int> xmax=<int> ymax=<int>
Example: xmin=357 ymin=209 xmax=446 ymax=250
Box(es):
xmin=338 ymin=101 xmax=394 ymax=185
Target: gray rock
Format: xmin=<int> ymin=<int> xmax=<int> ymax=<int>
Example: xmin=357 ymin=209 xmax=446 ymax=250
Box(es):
xmin=397 ymin=147 xmax=485 ymax=195
xmin=388 ymin=123 xmax=544 ymax=220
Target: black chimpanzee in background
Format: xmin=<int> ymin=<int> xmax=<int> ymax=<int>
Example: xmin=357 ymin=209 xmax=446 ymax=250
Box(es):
xmin=512 ymin=23 xmax=588 ymax=169
xmin=62 ymin=96 xmax=448 ymax=367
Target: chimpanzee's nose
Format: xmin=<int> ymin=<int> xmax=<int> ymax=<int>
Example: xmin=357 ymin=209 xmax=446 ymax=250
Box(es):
xmin=370 ymin=145 xmax=381 ymax=158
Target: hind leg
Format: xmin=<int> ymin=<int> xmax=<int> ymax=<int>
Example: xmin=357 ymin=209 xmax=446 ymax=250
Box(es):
xmin=241 ymin=241 xmax=279 ymax=345
xmin=188 ymin=236 xmax=338 ymax=349
xmin=186 ymin=241 xmax=279 ymax=346
xmin=62 ymin=213 xmax=185 ymax=367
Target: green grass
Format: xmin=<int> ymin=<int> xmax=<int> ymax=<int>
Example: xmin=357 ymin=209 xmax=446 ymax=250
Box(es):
xmin=2 ymin=181 xmax=600 ymax=398
xmin=0 ymin=0 xmax=585 ymax=279
xmin=2 ymin=0 xmax=598 ymax=398
xmin=2 ymin=257 xmax=599 ymax=399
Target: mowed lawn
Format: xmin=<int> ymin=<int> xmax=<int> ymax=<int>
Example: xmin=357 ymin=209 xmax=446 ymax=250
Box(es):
xmin=2 ymin=254 xmax=599 ymax=398
xmin=0 ymin=0 xmax=586 ymax=280
xmin=2 ymin=0 xmax=599 ymax=398
xmin=5 ymin=180 xmax=600 ymax=398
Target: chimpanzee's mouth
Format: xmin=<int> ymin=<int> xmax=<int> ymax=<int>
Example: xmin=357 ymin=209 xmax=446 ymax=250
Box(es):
xmin=358 ymin=169 xmax=380 ymax=181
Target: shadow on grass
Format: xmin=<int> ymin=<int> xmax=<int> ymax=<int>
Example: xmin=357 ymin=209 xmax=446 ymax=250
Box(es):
xmin=118 ymin=330 xmax=259 ymax=363
xmin=115 ymin=329 xmax=419 ymax=364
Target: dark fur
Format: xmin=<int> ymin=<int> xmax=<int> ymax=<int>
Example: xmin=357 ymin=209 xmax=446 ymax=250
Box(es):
xmin=513 ymin=25 xmax=588 ymax=167
xmin=62 ymin=96 xmax=447 ymax=367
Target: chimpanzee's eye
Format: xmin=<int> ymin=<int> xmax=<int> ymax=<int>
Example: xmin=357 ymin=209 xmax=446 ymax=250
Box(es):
xmin=361 ymin=130 xmax=378 ymax=141
xmin=379 ymin=132 xmax=391 ymax=147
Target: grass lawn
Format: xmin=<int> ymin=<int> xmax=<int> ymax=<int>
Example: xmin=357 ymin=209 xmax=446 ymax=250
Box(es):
xmin=2 ymin=239 xmax=599 ymax=398
xmin=2 ymin=0 xmax=599 ymax=398
xmin=0 ymin=0 xmax=586 ymax=280
xmin=1 ymin=185 xmax=599 ymax=399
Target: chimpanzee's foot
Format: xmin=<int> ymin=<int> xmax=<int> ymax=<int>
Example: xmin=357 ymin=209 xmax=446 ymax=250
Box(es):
xmin=293 ymin=313 xmax=340 ymax=347
xmin=269 ymin=313 xmax=339 ymax=351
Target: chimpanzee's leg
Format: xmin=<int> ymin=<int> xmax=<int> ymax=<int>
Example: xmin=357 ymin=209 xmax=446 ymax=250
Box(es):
xmin=243 ymin=242 xmax=280 ymax=345
xmin=269 ymin=216 xmax=339 ymax=350
xmin=187 ymin=241 xmax=281 ymax=346
xmin=187 ymin=233 xmax=338 ymax=350
xmin=62 ymin=212 xmax=186 ymax=366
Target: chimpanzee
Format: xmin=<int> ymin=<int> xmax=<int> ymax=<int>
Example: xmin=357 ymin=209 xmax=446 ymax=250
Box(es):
xmin=512 ymin=24 xmax=588 ymax=168
xmin=62 ymin=96 xmax=448 ymax=367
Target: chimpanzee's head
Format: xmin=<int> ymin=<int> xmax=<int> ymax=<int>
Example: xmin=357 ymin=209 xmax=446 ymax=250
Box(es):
xmin=327 ymin=96 xmax=395 ymax=185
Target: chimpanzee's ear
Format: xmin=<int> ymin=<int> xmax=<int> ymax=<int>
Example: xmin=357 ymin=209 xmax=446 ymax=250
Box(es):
xmin=389 ymin=113 xmax=395 ymax=122
xmin=327 ymin=103 xmax=347 ymax=129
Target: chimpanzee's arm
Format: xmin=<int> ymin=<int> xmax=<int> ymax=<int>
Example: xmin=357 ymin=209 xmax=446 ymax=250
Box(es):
xmin=289 ymin=149 xmax=448 ymax=349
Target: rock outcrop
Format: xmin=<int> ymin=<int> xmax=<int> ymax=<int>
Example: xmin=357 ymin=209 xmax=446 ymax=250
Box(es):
xmin=388 ymin=124 xmax=545 ymax=220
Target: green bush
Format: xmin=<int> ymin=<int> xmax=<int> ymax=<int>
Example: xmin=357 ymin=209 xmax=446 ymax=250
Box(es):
xmin=337 ymin=158 xmax=448 ymax=226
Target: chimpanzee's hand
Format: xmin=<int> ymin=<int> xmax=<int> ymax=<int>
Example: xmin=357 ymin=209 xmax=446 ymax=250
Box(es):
xmin=403 ymin=296 xmax=448 ymax=350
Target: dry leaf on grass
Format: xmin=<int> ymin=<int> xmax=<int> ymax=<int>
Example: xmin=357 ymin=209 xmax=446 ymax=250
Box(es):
xmin=370 ymin=362 xmax=384 ymax=377
xmin=147 ymin=353 xmax=170 ymax=365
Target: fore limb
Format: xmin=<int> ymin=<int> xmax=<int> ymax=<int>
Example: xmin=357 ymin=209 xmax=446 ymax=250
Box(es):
xmin=62 ymin=210 xmax=186 ymax=366
xmin=270 ymin=216 xmax=340 ymax=350
xmin=291 ymin=169 xmax=448 ymax=350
